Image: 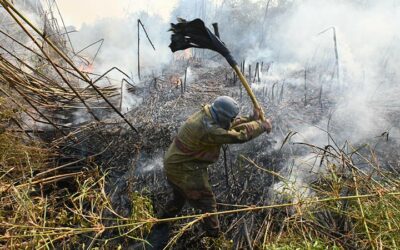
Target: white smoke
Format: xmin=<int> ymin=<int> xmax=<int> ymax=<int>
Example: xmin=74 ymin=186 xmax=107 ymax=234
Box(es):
xmin=268 ymin=154 xmax=320 ymax=204
xmin=139 ymin=153 xmax=164 ymax=173
xmin=270 ymin=0 xmax=400 ymax=144
xmin=254 ymin=0 xmax=400 ymax=202
xmin=67 ymin=12 xmax=172 ymax=79
xmin=63 ymin=7 xmax=179 ymax=114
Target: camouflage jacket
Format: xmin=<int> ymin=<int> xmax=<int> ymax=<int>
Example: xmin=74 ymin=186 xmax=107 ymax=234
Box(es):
xmin=164 ymin=104 xmax=266 ymax=167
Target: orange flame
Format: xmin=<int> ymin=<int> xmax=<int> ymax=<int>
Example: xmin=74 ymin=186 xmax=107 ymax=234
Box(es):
xmin=173 ymin=49 xmax=193 ymax=61
xmin=170 ymin=74 xmax=182 ymax=87
xmin=79 ymin=63 xmax=94 ymax=74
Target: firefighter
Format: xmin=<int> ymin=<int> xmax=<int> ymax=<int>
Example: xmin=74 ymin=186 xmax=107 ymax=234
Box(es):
xmin=161 ymin=95 xmax=272 ymax=237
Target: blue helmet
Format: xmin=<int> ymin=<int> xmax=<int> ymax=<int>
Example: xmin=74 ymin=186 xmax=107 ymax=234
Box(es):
xmin=210 ymin=96 xmax=239 ymax=129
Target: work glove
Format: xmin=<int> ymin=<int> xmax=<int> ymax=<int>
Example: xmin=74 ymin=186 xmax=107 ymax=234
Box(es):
xmin=261 ymin=118 xmax=272 ymax=134
xmin=251 ymin=107 xmax=263 ymax=120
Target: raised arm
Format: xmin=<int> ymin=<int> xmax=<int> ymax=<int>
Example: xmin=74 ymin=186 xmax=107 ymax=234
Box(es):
xmin=204 ymin=119 xmax=271 ymax=145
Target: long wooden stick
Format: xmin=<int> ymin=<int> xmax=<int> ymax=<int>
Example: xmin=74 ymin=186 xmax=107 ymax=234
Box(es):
xmin=137 ymin=19 xmax=141 ymax=80
xmin=233 ymin=65 xmax=265 ymax=121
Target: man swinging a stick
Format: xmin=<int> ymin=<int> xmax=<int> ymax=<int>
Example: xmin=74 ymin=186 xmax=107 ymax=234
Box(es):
xmin=161 ymin=18 xmax=272 ymax=237
xmin=162 ymin=95 xmax=271 ymax=237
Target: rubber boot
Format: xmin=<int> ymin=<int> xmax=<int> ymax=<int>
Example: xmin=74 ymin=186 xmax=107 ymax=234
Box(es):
xmin=144 ymin=223 xmax=171 ymax=250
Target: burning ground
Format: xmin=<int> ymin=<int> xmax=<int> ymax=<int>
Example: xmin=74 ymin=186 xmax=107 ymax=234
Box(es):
xmin=1 ymin=0 xmax=400 ymax=249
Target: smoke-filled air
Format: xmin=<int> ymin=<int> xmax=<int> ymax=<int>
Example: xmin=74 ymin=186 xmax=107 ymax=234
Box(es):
xmin=1 ymin=0 xmax=399 ymax=249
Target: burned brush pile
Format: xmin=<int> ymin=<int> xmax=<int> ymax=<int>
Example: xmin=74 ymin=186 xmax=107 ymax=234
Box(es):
xmin=122 ymin=60 xmax=400 ymax=249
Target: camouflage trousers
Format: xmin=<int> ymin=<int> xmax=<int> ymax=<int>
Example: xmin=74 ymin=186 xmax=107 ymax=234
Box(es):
xmin=163 ymin=162 xmax=219 ymax=236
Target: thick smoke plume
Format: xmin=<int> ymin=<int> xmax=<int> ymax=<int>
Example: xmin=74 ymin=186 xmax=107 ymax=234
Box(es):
xmin=67 ymin=13 xmax=173 ymax=81
xmin=245 ymin=0 xmax=400 ymax=201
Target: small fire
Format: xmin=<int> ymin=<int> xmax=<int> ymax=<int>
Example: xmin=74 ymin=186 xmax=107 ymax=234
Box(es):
xmin=79 ymin=63 xmax=94 ymax=74
xmin=173 ymin=48 xmax=193 ymax=61
xmin=170 ymin=74 xmax=182 ymax=87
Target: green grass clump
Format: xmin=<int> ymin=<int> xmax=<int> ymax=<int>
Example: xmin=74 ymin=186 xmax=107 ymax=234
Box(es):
xmin=128 ymin=192 xmax=154 ymax=239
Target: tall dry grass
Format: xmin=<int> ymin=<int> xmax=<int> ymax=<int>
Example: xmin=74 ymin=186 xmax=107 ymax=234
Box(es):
xmin=0 ymin=97 xmax=154 ymax=249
